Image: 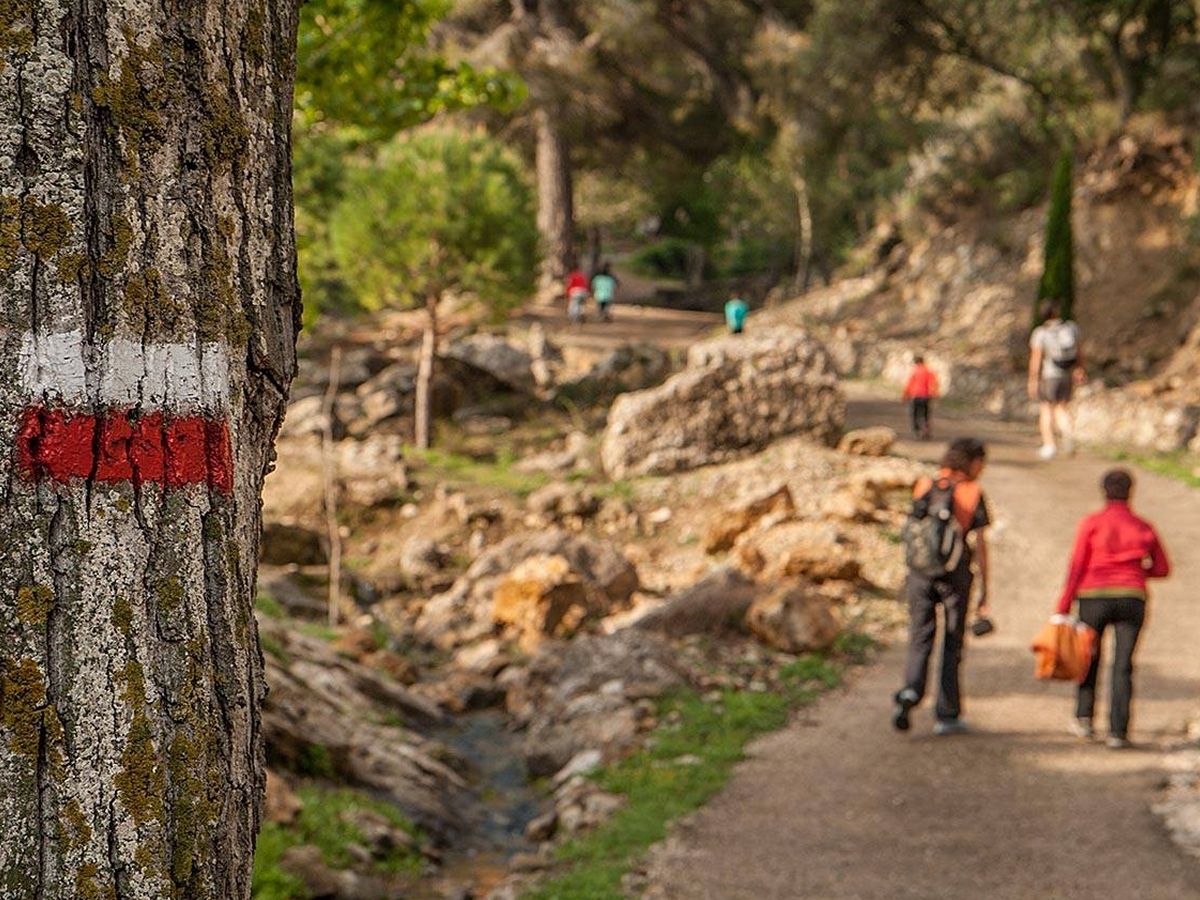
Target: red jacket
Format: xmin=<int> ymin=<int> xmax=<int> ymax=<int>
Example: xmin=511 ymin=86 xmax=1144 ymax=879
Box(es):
xmin=1056 ymin=501 xmax=1170 ymax=614
xmin=903 ymin=364 xmax=939 ymax=400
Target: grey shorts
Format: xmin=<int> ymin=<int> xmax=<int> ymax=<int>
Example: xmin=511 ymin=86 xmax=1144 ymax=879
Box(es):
xmin=1039 ymin=376 xmax=1073 ymax=403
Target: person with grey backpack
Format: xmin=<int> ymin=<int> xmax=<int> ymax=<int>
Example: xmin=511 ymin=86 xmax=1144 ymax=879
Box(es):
xmin=1028 ymin=301 xmax=1086 ymax=460
xmin=893 ymin=438 xmax=992 ymax=735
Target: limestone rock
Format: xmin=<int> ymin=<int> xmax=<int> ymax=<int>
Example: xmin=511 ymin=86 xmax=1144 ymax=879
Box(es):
xmin=1074 ymin=386 xmax=1200 ymax=452
xmin=601 ymin=328 xmax=845 ymax=478
xmin=555 ymin=344 xmax=671 ymax=406
xmin=414 ymin=530 xmax=638 ymax=649
xmin=703 ymin=485 xmax=796 ymax=554
xmin=745 ymin=583 xmax=841 ymax=654
xmin=492 ymin=554 xmax=605 ymax=652
xmin=526 ymin=482 xmax=601 ymax=522
xmin=838 ymin=426 xmax=897 ymax=457
xmin=633 ymin=567 xmax=761 ymax=636
xmin=444 ymin=333 xmax=536 ymax=393
xmin=264 ymin=769 xmax=302 ymax=825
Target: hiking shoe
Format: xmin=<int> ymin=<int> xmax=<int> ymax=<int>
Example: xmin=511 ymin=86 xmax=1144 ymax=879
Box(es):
xmin=1037 ymin=444 xmax=1057 ymax=460
xmin=892 ymin=689 xmax=918 ymax=732
xmin=1106 ymin=736 xmax=1132 ymax=750
xmin=1068 ymin=717 xmax=1094 ymax=739
xmin=933 ymin=718 xmax=969 ymax=736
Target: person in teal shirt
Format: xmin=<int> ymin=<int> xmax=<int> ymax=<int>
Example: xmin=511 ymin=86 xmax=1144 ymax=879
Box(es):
xmin=725 ymin=296 xmax=749 ymax=334
xmin=591 ymin=263 xmax=618 ymax=322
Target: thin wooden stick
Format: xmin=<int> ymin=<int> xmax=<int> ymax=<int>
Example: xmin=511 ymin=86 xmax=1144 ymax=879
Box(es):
xmin=322 ymin=345 xmax=343 ymax=627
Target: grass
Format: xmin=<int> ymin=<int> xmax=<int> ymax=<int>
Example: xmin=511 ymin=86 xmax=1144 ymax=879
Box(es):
xmin=1108 ymin=449 xmax=1200 ymax=489
xmin=256 ymin=592 xmax=287 ymax=620
xmin=524 ymin=646 xmax=866 ymax=899
xmin=252 ymin=784 xmax=423 ymax=899
xmin=409 ymin=445 xmax=549 ymax=497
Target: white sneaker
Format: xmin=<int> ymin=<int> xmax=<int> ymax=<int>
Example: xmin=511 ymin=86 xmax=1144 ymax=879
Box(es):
xmin=1068 ymin=717 xmax=1094 ymax=739
xmin=1037 ymin=444 xmax=1057 ymax=460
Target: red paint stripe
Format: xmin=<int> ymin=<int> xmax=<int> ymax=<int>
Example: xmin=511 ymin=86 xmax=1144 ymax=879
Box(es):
xmin=15 ymin=406 xmax=232 ymax=493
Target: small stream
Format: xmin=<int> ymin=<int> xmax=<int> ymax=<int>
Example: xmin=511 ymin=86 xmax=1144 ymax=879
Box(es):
xmin=429 ymin=710 xmax=542 ymax=890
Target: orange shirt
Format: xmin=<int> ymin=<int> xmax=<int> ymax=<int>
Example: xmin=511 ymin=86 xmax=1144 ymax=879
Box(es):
xmin=903 ymin=364 xmax=939 ymax=400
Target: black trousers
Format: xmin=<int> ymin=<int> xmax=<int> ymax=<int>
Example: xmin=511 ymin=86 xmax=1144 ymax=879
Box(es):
xmin=1076 ymin=596 xmax=1145 ymax=738
xmin=902 ymin=569 xmax=972 ymax=721
xmin=910 ymin=398 xmax=931 ymax=436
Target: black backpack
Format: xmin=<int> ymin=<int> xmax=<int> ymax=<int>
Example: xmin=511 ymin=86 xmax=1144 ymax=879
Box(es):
xmin=902 ymin=479 xmax=965 ymax=578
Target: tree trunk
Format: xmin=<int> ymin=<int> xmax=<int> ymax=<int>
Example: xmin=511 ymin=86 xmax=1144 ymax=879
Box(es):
xmin=793 ymin=175 xmax=814 ymax=292
xmin=0 ymin=2 xmax=300 ymax=898
xmin=1106 ymin=27 xmax=1140 ymax=124
xmin=415 ymin=297 xmax=439 ymax=450
xmin=534 ymin=104 xmax=574 ymax=296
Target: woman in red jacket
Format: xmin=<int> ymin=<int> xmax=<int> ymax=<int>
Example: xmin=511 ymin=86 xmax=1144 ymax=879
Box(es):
xmin=1056 ymin=468 xmax=1170 ymax=748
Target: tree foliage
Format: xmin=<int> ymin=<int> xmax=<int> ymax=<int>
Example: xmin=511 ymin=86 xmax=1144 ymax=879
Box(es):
xmin=328 ymin=128 xmax=539 ymax=316
xmin=1038 ymin=149 xmax=1076 ymax=321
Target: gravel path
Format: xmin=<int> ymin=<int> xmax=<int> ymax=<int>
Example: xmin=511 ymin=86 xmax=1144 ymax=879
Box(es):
xmin=643 ymin=388 xmax=1200 ymax=899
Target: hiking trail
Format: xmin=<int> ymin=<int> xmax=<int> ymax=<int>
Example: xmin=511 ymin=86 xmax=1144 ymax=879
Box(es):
xmin=642 ymin=384 xmax=1200 ymax=899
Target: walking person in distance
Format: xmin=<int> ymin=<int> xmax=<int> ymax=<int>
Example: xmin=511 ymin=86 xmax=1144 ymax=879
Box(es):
xmin=1029 ymin=301 xmax=1085 ymax=460
xmin=902 ymin=354 xmax=940 ymax=440
xmin=893 ymin=438 xmax=992 ymax=735
xmin=1056 ymin=468 xmax=1170 ymax=748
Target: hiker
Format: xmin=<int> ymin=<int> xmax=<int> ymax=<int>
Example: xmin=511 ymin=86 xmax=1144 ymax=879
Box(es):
xmin=1028 ymin=301 xmax=1085 ymax=460
xmin=893 ymin=437 xmax=991 ymax=736
xmin=902 ymin=354 xmax=940 ymax=440
xmin=591 ymin=263 xmax=618 ymax=322
xmin=1056 ymin=468 xmax=1170 ymax=748
xmin=566 ymin=266 xmax=589 ymax=324
xmin=725 ymin=296 xmax=749 ymax=335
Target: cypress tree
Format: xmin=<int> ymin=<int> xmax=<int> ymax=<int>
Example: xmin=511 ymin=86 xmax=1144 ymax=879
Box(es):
xmin=1038 ymin=149 xmax=1076 ymax=322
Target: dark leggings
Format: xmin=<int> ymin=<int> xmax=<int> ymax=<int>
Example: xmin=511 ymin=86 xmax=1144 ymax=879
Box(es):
xmin=1076 ymin=596 xmax=1145 ymax=738
xmin=910 ymin=398 xmax=931 ymax=436
xmin=902 ymin=571 xmax=971 ymax=721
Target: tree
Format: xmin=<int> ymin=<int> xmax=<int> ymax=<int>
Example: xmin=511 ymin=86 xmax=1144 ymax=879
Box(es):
xmin=329 ymin=129 xmax=538 ymax=448
xmin=1038 ymin=149 xmax=1076 ymax=321
xmin=0 ymin=2 xmax=300 ymax=898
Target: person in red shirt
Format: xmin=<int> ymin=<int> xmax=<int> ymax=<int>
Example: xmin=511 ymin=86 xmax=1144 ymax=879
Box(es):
xmin=565 ymin=267 xmax=589 ymax=324
xmin=1056 ymin=468 xmax=1170 ymax=748
xmin=902 ymin=355 xmax=940 ymax=440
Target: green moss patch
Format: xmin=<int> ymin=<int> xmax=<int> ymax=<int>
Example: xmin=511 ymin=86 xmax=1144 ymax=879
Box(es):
xmin=252 ymin=784 xmax=423 ymax=899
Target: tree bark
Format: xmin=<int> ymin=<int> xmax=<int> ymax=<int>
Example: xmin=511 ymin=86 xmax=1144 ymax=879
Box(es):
xmin=793 ymin=174 xmax=814 ymax=291
xmin=0 ymin=2 xmax=300 ymax=898
xmin=534 ymin=104 xmax=574 ymax=296
xmin=415 ymin=296 xmax=439 ymax=450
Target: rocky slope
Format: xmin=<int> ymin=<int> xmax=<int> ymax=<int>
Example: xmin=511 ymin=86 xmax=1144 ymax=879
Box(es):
xmin=763 ymin=130 xmax=1200 ymax=449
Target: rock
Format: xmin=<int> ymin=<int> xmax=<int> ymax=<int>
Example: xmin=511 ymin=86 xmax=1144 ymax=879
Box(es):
xmin=524 ymin=809 xmax=559 ymax=842
xmin=509 ymin=631 xmax=688 ymax=776
xmin=556 ymin=783 xmax=625 ymax=835
xmin=702 ymin=485 xmax=795 ymax=554
xmin=515 ymin=432 xmax=591 ymax=474
xmin=601 ymin=328 xmax=844 ymax=478
xmin=838 ymin=426 xmax=897 ymax=457
xmin=444 ymin=333 xmax=536 ymax=393
xmin=821 ymin=488 xmax=880 ymax=523
xmin=745 ymin=582 xmax=841 ymax=654
xmin=279 ymin=394 xmax=328 ymax=438
xmin=360 ymin=649 xmax=419 ymax=685
xmin=415 ymin=530 xmax=638 ymax=649
xmin=492 ymin=554 xmax=603 ymax=652
xmin=778 ymin=544 xmax=862 ymax=583
xmin=526 ymin=482 xmax=601 ymax=521
xmin=552 ymin=749 xmax=604 ymax=787
xmin=554 ymin=344 xmax=671 ymax=406
xmin=259 ymin=619 xmax=470 ymax=844
xmin=453 ymin=639 xmax=509 ymax=676
xmin=260 ymin=522 xmax=326 ymax=566
xmin=338 ymin=436 xmax=411 ymax=507
xmin=633 ymin=567 xmax=761 ymax=636
xmin=647 ymin=507 xmax=673 ymax=525
xmin=331 ymin=627 xmax=380 ymax=661
xmin=401 ymin=537 xmax=450 ymax=580
xmin=264 ymin=769 xmax=302 ymax=825
xmin=1074 ymin=386 xmax=1200 ymax=452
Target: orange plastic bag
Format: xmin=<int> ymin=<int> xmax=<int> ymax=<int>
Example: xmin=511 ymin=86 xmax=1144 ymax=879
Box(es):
xmin=1031 ymin=615 xmax=1097 ymax=682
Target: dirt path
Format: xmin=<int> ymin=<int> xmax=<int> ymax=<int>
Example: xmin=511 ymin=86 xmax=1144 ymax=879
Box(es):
xmin=644 ymin=386 xmax=1200 ymax=899
xmin=514 ymin=302 xmax=722 ymax=353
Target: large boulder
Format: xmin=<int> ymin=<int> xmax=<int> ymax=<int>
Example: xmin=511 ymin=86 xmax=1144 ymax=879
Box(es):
xmin=554 ymin=344 xmax=672 ymax=407
xmin=702 ymin=485 xmax=796 ymax=554
xmin=838 ymin=426 xmax=897 ymax=457
xmin=444 ymin=333 xmax=536 ymax=393
xmin=632 ymin=567 xmax=762 ymax=636
xmin=414 ymin=530 xmax=639 ymax=649
xmin=601 ymin=328 xmax=845 ymax=478
xmin=745 ymin=582 xmax=841 ymax=654
xmin=493 ymin=554 xmax=610 ymax=652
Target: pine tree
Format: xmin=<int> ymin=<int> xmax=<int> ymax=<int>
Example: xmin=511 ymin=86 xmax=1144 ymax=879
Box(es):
xmin=1038 ymin=149 xmax=1076 ymax=322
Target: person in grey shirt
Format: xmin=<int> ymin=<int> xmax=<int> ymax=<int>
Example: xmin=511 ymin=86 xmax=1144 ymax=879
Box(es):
xmin=1028 ymin=300 xmax=1086 ymax=460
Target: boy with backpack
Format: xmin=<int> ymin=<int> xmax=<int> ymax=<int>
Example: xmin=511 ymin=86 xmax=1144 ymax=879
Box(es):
xmin=893 ymin=437 xmax=992 ymax=735
xmin=902 ymin=354 xmax=940 ymax=440
xmin=1029 ymin=301 xmax=1085 ymax=460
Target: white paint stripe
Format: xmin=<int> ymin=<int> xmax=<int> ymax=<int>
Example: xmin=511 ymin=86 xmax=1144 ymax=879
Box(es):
xmin=20 ymin=331 xmax=230 ymax=412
